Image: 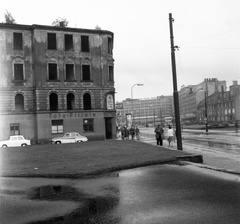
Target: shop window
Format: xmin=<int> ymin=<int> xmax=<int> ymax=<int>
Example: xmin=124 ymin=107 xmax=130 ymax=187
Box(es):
xmin=48 ymin=63 xmax=58 ymax=80
xmin=81 ymin=35 xmax=89 ymax=52
xmin=51 ymin=120 xmax=63 ymax=134
xmin=83 ymin=118 xmax=94 ymax=132
xmin=66 ymin=64 xmax=75 ymax=81
xmin=13 ymin=33 xmax=23 ymax=50
xmin=65 ymin=34 xmax=73 ymax=50
xmin=14 ymin=63 xmax=24 ymax=80
xmin=82 ymin=64 xmax=90 ymax=81
xmin=10 ymin=123 xmax=20 ymax=135
xmin=49 ymin=93 xmax=58 ymax=110
xmin=15 ymin=94 xmax=24 ymax=111
xmin=83 ymin=93 xmax=91 ymax=110
xmin=108 ymin=66 xmax=114 ymax=82
xmin=108 ymin=37 xmax=113 ymax=54
xmin=47 ymin=33 xmax=57 ymax=50
xmin=67 ymin=93 xmax=75 ymax=110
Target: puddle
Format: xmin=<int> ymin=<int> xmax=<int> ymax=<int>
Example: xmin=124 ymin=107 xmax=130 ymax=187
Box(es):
xmin=22 ymin=184 xmax=119 ymax=223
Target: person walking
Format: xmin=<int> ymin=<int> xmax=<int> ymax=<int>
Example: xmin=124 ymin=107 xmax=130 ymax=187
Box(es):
xmin=154 ymin=124 xmax=164 ymax=146
xmin=235 ymin=121 xmax=239 ymax=133
xmin=167 ymin=125 xmax=175 ymax=147
xmin=130 ymin=125 xmax=135 ymax=140
xmin=135 ymin=126 xmax=140 ymax=140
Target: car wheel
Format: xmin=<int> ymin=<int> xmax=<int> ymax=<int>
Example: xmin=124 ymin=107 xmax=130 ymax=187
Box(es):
xmin=2 ymin=144 xmax=7 ymax=148
xmin=77 ymin=140 xmax=83 ymax=143
xmin=21 ymin=143 xmax=27 ymax=147
xmin=55 ymin=141 xmax=61 ymax=144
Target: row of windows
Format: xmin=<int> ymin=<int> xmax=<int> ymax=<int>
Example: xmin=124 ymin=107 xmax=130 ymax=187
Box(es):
xmin=13 ymin=32 xmax=113 ymax=54
xmin=10 ymin=118 xmax=94 ymax=137
xmin=14 ymin=92 xmax=96 ymax=111
xmin=52 ymin=118 xmax=94 ymax=134
xmin=13 ymin=63 xmax=114 ymax=82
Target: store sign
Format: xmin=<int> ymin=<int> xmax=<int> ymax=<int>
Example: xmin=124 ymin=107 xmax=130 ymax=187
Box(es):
xmin=49 ymin=112 xmax=96 ymax=119
xmin=107 ymin=94 xmax=114 ymax=110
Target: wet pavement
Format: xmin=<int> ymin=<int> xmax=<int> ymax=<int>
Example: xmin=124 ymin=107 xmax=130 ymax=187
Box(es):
xmin=1 ymin=164 xmax=240 ymax=224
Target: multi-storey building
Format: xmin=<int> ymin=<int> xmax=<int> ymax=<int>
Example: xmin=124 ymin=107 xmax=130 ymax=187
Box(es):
xmin=179 ymin=78 xmax=226 ymax=124
xmin=197 ymin=81 xmax=240 ymax=123
xmin=0 ymin=23 xmax=116 ymax=142
xmin=116 ymin=95 xmax=173 ymax=126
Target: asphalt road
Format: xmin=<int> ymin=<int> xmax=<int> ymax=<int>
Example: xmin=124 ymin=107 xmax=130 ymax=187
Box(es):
xmin=2 ymin=164 xmax=239 ymax=224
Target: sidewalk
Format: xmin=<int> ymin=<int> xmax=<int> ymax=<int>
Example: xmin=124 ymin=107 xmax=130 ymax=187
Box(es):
xmin=140 ymin=133 xmax=240 ymax=175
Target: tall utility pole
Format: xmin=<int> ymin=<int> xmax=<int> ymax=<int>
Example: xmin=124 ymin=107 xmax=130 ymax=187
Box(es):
xmin=169 ymin=13 xmax=183 ymax=150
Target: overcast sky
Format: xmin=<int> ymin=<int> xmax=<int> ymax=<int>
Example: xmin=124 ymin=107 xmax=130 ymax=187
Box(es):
xmin=2 ymin=0 xmax=240 ymax=102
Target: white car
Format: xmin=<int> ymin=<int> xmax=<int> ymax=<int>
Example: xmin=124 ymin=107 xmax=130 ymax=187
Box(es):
xmin=50 ymin=132 xmax=88 ymax=144
xmin=0 ymin=135 xmax=31 ymax=147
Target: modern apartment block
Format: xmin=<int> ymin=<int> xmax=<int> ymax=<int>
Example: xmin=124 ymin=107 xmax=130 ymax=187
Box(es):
xmin=116 ymin=95 xmax=173 ymax=126
xmin=179 ymin=78 xmax=227 ymax=124
xmin=0 ymin=23 xmax=116 ymax=142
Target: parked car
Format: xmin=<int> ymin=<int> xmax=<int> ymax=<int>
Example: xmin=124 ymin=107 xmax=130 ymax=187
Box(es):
xmin=50 ymin=132 xmax=88 ymax=144
xmin=0 ymin=135 xmax=31 ymax=147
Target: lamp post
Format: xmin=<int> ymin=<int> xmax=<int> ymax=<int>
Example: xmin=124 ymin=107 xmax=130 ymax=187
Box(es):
xmin=131 ymin=83 xmax=143 ymax=125
xmin=204 ymin=91 xmax=208 ymax=133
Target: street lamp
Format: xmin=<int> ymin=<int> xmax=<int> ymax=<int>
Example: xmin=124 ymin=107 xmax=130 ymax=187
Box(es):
xmin=131 ymin=83 xmax=143 ymax=125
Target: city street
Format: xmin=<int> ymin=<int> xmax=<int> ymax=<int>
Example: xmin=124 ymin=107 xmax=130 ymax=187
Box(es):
xmin=139 ymin=127 xmax=240 ymax=174
xmin=1 ymin=164 xmax=240 ymax=224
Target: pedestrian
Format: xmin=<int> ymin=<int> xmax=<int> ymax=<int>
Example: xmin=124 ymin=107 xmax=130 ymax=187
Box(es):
xmin=167 ymin=125 xmax=175 ymax=147
xmin=154 ymin=124 xmax=164 ymax=146
xmin=235 ymin=121 xmax=239 ymax=133
xmin=135 ymin=126 xmax=140 ymax=140
xmin=130 ymin=125 xmax=135 ymax=140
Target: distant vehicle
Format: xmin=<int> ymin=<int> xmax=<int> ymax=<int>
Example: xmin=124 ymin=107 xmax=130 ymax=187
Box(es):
xmin=50 ymin=132 xmax=88 ymax=144
xmin=0 ymin=135 xmax=31 ymax=147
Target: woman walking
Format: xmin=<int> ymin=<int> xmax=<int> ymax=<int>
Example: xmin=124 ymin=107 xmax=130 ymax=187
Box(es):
xmin=167 ymin=125 xmax=175 ymax=147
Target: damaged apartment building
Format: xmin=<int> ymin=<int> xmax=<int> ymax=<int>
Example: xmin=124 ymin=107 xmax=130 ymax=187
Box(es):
xmin=0 ymin=23 xmax=116 ymax=142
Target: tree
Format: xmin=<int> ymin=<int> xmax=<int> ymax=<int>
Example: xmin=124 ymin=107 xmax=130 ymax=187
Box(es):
xmin=52 ymin=17 xmax=68 ymax=27
xmin=3 ymin=10 xmax=16 ymax=24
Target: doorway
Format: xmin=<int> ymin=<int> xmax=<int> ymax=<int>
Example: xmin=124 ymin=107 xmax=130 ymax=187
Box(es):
xmin=105 ymin=118 xmax=112 ymax=139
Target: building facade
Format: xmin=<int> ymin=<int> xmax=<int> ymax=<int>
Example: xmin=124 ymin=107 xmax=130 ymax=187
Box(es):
xmin=179 ymin=78 xmax=227 ymax=124
xmin=116 ymin=95 xmax=173 ymax=127
xmin=0 ymin=23 xmax=116 ymax=142
xmin=197 ymin=81 xmax=240 ymax=123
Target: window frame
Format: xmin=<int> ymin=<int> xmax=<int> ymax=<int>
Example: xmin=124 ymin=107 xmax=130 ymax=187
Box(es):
xmin=65 ymin=34 xmax=74 ymax=51
xmin=65 ymin=63 xmax=75 ymax=81
xmin=10 ymin=123 xmax=20 ymax=135
xmin=51 ymin=120 xmax=63 ymax=134
xmin=13 ymin=32 xmax=23 ymax=50
xmin=47 ymin=33 xmax=57 ymax=50
xmin=83 ymin=118 xmax=94 ymax=132
xmin=108 ymin=65 xmax=114 ymax=82
xmin=82 ymin=64 xmax=91 ymax=81
xmin=48 ymin=63 xmax=58 ymax=81
xmin=81 ymin=35 xmax=90 ymax=52
xmin=13 ymin=63 xmax=24 ymax=81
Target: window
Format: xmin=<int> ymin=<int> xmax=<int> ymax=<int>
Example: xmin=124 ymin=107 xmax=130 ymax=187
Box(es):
xmin=15 ymin=94 xmax=24 ymax=111
xmin=48 ymin=63 xmax=58 ymax=80
xmin=81 ymin=35 xmax=89 ymax=52
xmin=49 ymin=93 xmax=58 ymax=110
xmin=14 ymin=63 xmax=24 ymax=80
xmin=51 ymin=120 xmax=63 ymax=134
xmin=108 ymin=37 xmax=113 ymax=54
xmin=108 ymin=66 xmax=114 ymax=82
xmin=82 ymin=64 xmax=90 ymax=81
xmin=83 ymin=93 xmax=91 ymax=110
xmin=83 ymin=118 xmax=94 ymax=131
xmin=67 ymin=93 xmax=75 ymax=110
xmin=13 ymin=33 xmax=23 ymax=50
xmin=10 ymin=123 xmax=20 ymax=135
xmin=65 ymin=34 xmax=73 ymax=50
xmin=66 ymin=64 xmax=75 ymax=81
xmin=47 ymin=33 xmax=57 ymax=50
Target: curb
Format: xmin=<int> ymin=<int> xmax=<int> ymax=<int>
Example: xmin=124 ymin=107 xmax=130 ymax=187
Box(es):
xmin=175 ymin=154 xmax=203 ymax=163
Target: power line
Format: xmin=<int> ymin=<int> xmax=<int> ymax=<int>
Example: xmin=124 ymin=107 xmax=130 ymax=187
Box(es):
xmin=179 ymin=28 xmax=240 ymax=46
